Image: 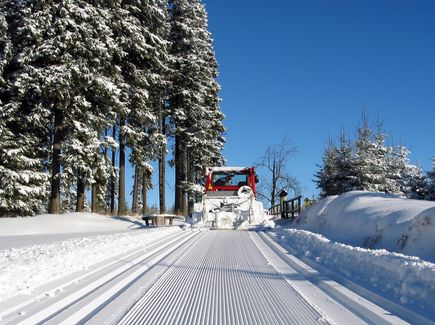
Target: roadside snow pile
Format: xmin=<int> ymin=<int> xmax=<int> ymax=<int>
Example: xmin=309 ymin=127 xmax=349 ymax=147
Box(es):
xmin=0 ymin=213 xmax=141 ymax=236
xmin=294 ymin=191 xmax=435 ymax=262
xmin=271 ymin=228 xmax=435 ymax=318
xmin=0 ymin=213 xmax=181 ymax=303
xmin=260 ymin=219 xmax=275 ymax=228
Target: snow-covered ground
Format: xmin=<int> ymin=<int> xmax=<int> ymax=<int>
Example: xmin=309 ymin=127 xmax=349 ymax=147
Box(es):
xmin=273 ymin=191 xmax=435 ymax=319
xmin=294 ymin=191 xmax=435 ymax=262
xmin=0 ymin=213 xmax=180 ymax=304
xmin=1 ymin=204 xmax=434 ymax=323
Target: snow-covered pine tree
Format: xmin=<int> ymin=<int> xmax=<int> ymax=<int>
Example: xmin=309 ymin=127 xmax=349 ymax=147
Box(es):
xmin=168 ymin=0 xmax=224 ymax=214
xmin=354 ymin=113 xmax=389 ymax=192
xmin=426 ymin=157 xmax=435 ymax=201
xmin=314 ymin=140 xmax=339 ymax=198
xmin=0 ymin=9 xmax=10 ymax=84
xmin=333 ymin=130 xmax=359 ymax=194
xmin=406 ymin=163 xmax=427 ymax=199
xmin=386 ymin=145 xmax=409 ymax=196
xmin=109 ymin=0 xmax=170 ymax=215
xmin=0 ymin=111 xmax=50 ymax=216
xmin=385 ymin=144 xmax=426 ymax=198
xmin=2 ymin=0 xmax=126 ymax=214
xmin=0 ymin=2 xmax=51 ymax=216
xmin=185 ymin=3 xmax=225 ymax=211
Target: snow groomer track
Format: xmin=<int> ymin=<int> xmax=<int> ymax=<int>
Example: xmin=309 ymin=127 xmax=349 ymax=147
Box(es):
xmin=3 ymin=229 xmax=431 ymax=325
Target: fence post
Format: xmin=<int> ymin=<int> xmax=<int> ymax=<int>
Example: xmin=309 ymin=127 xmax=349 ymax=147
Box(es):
xmin=297 ymin=196 xmax=301 ymax=215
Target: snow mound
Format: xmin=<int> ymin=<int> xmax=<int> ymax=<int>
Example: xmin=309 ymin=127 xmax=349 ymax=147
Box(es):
xmin=0 ymin=213 xmax=142 ymax=236
xmin=294 ymin=191 xmax=435 ymax=262
xmin=0 ymin=212 xmax=181 ymax=303
xmin=272 ymin=227 xmax=435 ymax=318
xmin=260 ymin=219 xmax=275 ymax=228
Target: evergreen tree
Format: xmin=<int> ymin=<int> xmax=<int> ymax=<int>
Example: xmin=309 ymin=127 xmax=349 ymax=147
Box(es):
xmin=0 ymin=0 xmax=224 ymax=217
xmin=406 ymin=164 xmax=427 ymax=199
xmin=111 ymin=0 xmax=170 ymax=215
xmin=354 ymin=113 xmax=389 ymax=192
xmin=314 ymin=140 xmax=339 ymax=197
xmin=168 ymin=0 xmax=224 ymax=214
xmin=0 ymin=116 xmax=49 ymax=216
xmin=1 ymin=0 xmax=126 ymax=215
xmin=334 ymin=130 xmax=359 ymax=194
xmin=425 ymin=157 xmax=435 ymax=201
xmin=386 ymin=144 xmax=426 ymax=198
xmin=0 ymin=1 xmax=52 ymax=216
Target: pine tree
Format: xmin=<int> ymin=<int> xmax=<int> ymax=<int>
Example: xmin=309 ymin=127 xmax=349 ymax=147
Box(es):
xmin=168 ymin=0 xmax=224 ymax=214
xmin=354 ymin=113 xmax=389 ymax=192
xmin=426 ymin=157 xmax=435 ymax=201
xmin=334 ymin=130 xmax=359 ymax=194
xmin=385 ymin=144 xmax=426 ymax=198
xmin=0 ymin=1 xmax=51 ymax=216
xmin=314 ymin=140 xmax=339 ymax=197
xmin=406 ymin=164 xmax=427 ymax=199
xmin=1 ymin=0 xmax=126 ymax=215
xmin=0 ymin=115 xmax=49 ymax=216
xmin=109 ymin=0 xmax=170 ymax=215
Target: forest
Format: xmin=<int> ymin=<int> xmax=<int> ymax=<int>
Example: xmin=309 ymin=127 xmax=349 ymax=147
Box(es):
xmin=315 ymin=113 xmax=435 ymax=200
xmin=0 ymin=0 xmax=225 ymax=217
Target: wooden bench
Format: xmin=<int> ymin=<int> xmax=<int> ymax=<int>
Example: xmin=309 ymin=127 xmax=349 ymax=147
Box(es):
xmin=141 ymin=214 xmax=180 ymax=227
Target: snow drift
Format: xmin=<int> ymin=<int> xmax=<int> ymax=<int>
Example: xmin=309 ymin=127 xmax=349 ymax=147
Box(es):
xmin=0 ymin=213 xmax=142 ymax=236
xmin=294 ymin=191 xmax=435 ymax=262
xmin=0 ymin=213 xmax=180 ymax=303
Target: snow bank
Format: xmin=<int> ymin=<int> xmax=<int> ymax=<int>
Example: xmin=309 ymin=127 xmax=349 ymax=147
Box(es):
xmin=271 ymin=228 xmax=435 ymax=318
xmin=0 ymin=213 xmax=141 ymax=236
xmin=294 ymin=191 xmax=435 ymax=262
xmin=0 ymin=228 xmax=179 ymax=302
xmin=0 ymin=213 xmax=181 ymax=303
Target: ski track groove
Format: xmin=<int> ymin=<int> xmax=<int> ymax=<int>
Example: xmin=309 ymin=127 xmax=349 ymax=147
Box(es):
xmin=242 ymin=234 xmax=283 ymax=324
xmin=116 ymin=230 xmax=207 ymax=324
xmin=119 ymin=231 xmax=207 ymax=325
xmin=237 ymin=233 xmax=266 ymax=324
xmin=6 ymin=228 xmax=419 ymax=324
xmin=9 ymin=229 xmax=197 ymax=325
xmin=119 ymin=230 xmax=324 ymax=325
xmin=0 ymin=228 xmax=183 ymax=321
xmin=180 ymin=234 xmax=214 ymax=324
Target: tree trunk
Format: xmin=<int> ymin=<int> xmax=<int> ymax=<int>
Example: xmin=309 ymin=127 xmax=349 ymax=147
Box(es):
xmin=132 ymin=166 xmax=139 ymax=214
xmin=159 ymin=154 xmax=166 ymax=214
xmin=270 ymin=161 xmax=277 ymax=206
xmin=110 ymin=125 xmax=116 ymax=214
xmin=49 ymin=108 xmax=64 ymax=214
xmin=187 ymin=152 xmax=194 ymax=215
xmin=174 ymin=134 xmax=186 ymax=215
xmin=118 ymin=119 xmax=127 ymax=216
xmin=76 ymin=172 xmax=86 ymax=212
xmin=142 ymin=169 xmax=148 ymax=215
xmin=159 ymin=114 xmax=166 ymax=214
xmin=91 ymin=184 xmax=97 ymax=213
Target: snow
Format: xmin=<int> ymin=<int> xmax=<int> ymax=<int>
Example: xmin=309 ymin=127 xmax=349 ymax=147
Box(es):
xmin=273 ymin=190 xmax=435 ymax=318
xmin=1 ymin=195 xmax=435 ymax=322
xmin=205 ymin=166 xmax=248 ymax=174
xmin=0 ymin=213 xmax=180 ymax=304
xmin=294 ymin=191 xmax=435 ymax=262
xmin=0 ymin=213 xmax=141 ymax=236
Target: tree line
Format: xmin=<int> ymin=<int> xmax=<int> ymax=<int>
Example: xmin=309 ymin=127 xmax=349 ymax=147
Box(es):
xmin=315 ymin=112 xmax=435 ymax=200
xmin=0 ymin=0 xmax=225 ymax=217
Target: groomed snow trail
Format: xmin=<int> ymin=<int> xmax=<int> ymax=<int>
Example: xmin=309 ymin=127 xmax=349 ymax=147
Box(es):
xmin=2 ymin=229 xmax=428 ymax=324
xmin=119 ymin=230 xmax=324 ymax=325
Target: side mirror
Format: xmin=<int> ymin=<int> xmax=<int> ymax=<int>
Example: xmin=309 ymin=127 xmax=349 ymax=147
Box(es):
xmin=255 ymin=175 xmax=259 ymax=183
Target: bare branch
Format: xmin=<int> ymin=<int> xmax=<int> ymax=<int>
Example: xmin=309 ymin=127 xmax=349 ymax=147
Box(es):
xmin=254 ymin=137 xmax=298 ymax=207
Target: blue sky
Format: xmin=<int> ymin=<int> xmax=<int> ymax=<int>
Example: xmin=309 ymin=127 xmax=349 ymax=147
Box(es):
xmin=200 ymin=0 xmax=435 ymax=197
xmin=139 ymin=0 xmax=435 ymax=209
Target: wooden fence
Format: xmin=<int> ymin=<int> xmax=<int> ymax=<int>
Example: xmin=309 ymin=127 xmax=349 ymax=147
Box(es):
xmin=268 ymin=195 xmax=302 ymax=219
